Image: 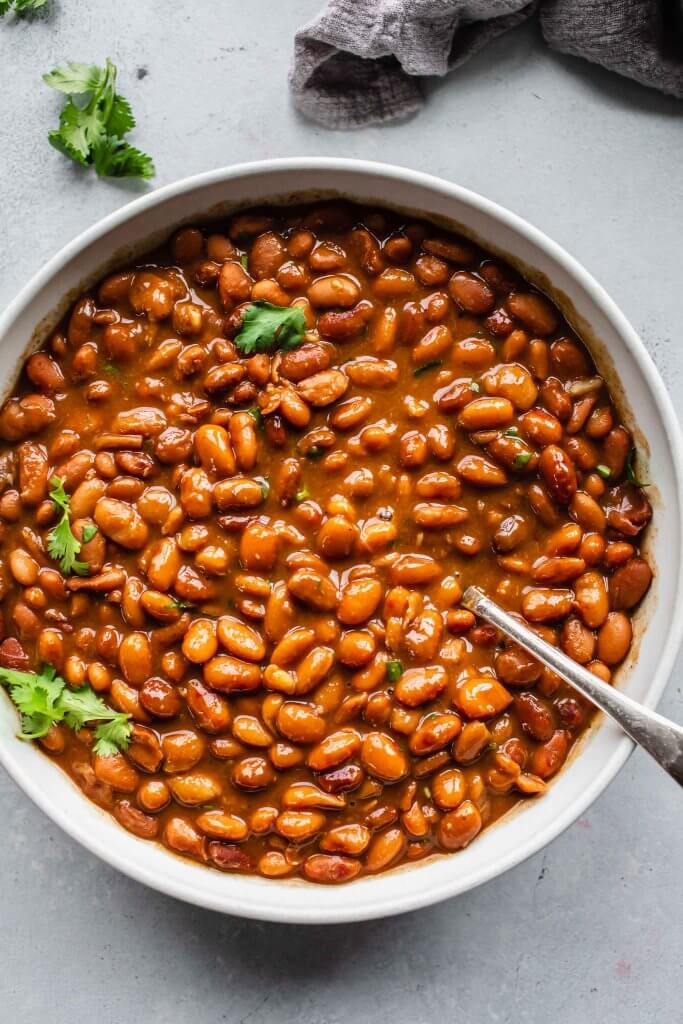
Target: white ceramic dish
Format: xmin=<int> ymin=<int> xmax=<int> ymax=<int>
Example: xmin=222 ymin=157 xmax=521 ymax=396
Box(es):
xmin=1 ymin=158 xmax=682 ymax=924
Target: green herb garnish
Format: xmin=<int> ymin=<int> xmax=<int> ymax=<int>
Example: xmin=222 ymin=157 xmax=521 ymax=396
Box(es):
xmin=44 ymin=59 xmax=155 ymax=180
xmin=103 ymin=361 xmax=123 ymax=378
xmin=233 ymin=301 xmax=305 ymax=356
xmin=47 ymin=477 xmax=89 ymax=576
xmin=0 ymin=664 xmax=132 ymax=754
xmin=246 ymin=406 xmax=263 ymax=427
xmin=260 ymin=479 xmax=270 ymax=501
xmin=386 ymin=660 xmax=403 ymax=683
xmin=0 ymin=0 xmax=48 ymax=15
xmin=413 ymin=360 xmax=443 ymax=377
xmin=295 ymin=486 xmax=310 ymax=503
xmin=81 ymin=524 xmax=99 ymax=543
xmin=626 ymin=447 xmax=648 ymax=487
xmin=240 ymin=253 xmax=249 ymax=271
xmin=513 ymin=452 xmax=532 ymax=469
xmin=504 ymin=426 xmax=519 ymax=437
xmin=595 ymin=464 xmax=611 ymax=480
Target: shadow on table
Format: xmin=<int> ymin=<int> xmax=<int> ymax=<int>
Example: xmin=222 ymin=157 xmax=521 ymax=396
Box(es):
xmin=422 ymin=19 xmax=682 ymax=121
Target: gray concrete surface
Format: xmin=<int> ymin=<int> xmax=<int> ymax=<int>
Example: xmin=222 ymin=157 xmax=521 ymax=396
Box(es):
xmin=1 ymin=3 xmax=682 ymax=1022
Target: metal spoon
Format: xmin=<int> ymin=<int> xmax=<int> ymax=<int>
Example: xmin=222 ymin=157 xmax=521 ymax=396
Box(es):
xmin=461 ymin=586 xmax=683 ymax=787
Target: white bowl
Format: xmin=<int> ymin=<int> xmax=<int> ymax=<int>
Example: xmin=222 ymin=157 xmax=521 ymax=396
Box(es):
xmin=1 ymin=159 xmax=682 ymax=924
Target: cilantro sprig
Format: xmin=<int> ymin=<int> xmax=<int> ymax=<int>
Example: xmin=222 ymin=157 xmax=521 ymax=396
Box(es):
xmin=43 ymin=58 xmax=155 ymax=180
xmin=0 ymin=664 xmax=132 ymax=755
xmin=234 ymin=301 xmax=305 ymax=356
xmin=47 ymin=476 xmax=89 ymax=576
xmin=0 ymin=0 xmax=48 ymax=15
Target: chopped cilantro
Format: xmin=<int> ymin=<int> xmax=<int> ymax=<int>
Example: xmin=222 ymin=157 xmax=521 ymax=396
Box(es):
xmin=385 ymin=660 xmax=403 ymax=683
xmin=413 ymin=360 xmax=443 ymax=377
xmin=246 ymin=406 xmax=263 ymax=428
xmin=626 ymin=447 xmax=648 ymax=487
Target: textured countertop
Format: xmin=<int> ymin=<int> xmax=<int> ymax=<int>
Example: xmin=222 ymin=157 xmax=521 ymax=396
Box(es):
xmin=1 ymin=3 xmax=682 ymax=1021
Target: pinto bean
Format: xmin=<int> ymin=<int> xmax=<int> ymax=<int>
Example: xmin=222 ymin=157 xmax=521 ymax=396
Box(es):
xmin=459 ymin=397 xmax=514 ymax=431
xmin=194 ymin=424 xmax=236 ymax=477
xmin=217 ymin=615 xmax=266 ymax=662
xmin=561 ymin=617 xmax=596 ymax=664
xmin=609 ymin=558 xmax=652 ymax=610
xmin=218 ymin=261 xmax=252 ymax=308
xmin=185 ymin=678 xmax=231 ymax=733
xmin=203 ymin=655 xmax=262 ymax=693
xmin=361 ymin=732 xmax=408 ymax=782
xmin=409 ymin=712 xmax=462 ymax=755
xmin=539 ymin=445 xmax=577 ymax=504
xmin=482 ymin=363 xmax=538 ymax=411
xmin=411 ymin=324 xmax=453 ymax=365
xmin=456 ymin=454 xmax=507 ymax=488
xmin=575 ymin=571 xmax=609 ymax=628
xmin=530 ymin=730 xmax=568 ymax=778
xmin=308 ymin=275 xmax=360 ymax=308
xmin=520 ymin=407 xmax=563 ymax=446
xmin=506 ymin=292 xmax=558 ymax=336
xmin=94 ymin=497 xmax=148 ymax=549
xmin=532 ymin=556 xmax=586 ymax=585
xmin=522 ymin=588 xmax=574 ymax=623
xmin=448 ymin=271 xmax=495 ymax=314
xmin=602 ymin=426 xmax=630 ymax=478
xmin=297 ymin=369 xmax=349 ymax=407
xmin=0 ymin=394 xmax=56 ymax=441
xmin=432 ymin=768 xmax=467 ymax=810
xmin=337 ymin=578 xmax=382 ymax=625
xmin=597 ymin=612 xmax=632 ymax=664
xmin=303 ymin=854 xmax=361 ymax=884
xmin=240 ymin=522 xmax=278 ymax=572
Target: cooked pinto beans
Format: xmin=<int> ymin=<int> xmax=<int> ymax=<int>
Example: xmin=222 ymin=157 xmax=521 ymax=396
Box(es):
xmin=0 ymin=201 xmax=651 ymax=884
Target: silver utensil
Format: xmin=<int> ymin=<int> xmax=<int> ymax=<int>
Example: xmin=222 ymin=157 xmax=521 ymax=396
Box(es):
xmin=461 ymin=586 xmax=683 ymax=787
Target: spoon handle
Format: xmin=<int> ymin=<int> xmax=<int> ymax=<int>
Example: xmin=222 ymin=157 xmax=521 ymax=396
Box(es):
xmin=462 ymin=586 xmax=683 ymax=788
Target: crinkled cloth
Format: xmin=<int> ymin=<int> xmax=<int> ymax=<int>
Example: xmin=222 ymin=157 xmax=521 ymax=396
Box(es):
xmin=290 ymin=0 xmax=683 ymax=128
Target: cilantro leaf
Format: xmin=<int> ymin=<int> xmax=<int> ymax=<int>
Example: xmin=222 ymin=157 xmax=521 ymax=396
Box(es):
xmin=44 ymin=58 xmax=154 ymax=181
xmin=59 ymin=685 xmax=114 ymax=731
xmin=2 ymin=0 xmax=49 ymax=15
xmin=626 ymin=447 xmax=648 ymax=487
xmin=0 ymin=665 xmax=64 ymax=739
xmin=43 ymin=62 xmax=105 ymax=95
xmin=47 ymin=476 xmax=89 ymax=576
xmin=234 ymin=302 xmax=306 ymax=356
xmin=106 ymin=93 xmax=135 ymax=137
xmin=0 ymin=667 xmax=132 ymax=754
xmin=93 ymin=138 xmax=155 ymax=180
xmin=93 ymin=717 xmax=133 ymax=757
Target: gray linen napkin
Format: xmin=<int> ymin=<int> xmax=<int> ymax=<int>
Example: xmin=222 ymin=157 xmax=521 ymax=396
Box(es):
xmin=290 ymin=0 xmax=683 ymax=128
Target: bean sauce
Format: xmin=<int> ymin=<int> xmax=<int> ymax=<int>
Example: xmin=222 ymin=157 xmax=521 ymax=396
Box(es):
xmin=0 ymin=202 xmax=653 ymax=883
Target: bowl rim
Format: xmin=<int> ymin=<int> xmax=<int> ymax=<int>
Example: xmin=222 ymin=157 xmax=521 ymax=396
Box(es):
xmin=1 ymin=156 xmax=683 ymax=924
